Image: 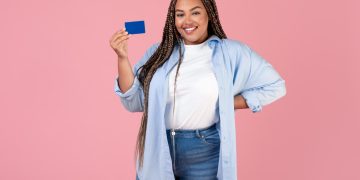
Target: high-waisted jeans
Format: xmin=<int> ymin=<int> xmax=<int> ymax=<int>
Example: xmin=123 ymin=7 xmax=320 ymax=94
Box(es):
xmin=136 ymin=123 xmax=220 ymax=180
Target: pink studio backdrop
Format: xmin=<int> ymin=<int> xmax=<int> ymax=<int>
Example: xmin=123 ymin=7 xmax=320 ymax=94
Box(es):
xmin=1 ymin=0 xmax=359 ymax=179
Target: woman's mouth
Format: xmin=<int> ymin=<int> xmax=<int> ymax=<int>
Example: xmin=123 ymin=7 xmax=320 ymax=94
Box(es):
xmin=183 ymin=26 xmax=198 ymax=35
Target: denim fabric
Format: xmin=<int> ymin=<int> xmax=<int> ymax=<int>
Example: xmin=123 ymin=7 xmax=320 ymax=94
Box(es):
xmin=136 ymin=123 xmax=220 ymax=180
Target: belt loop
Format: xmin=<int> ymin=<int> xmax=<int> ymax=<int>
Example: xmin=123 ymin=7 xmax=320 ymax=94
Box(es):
xmin=195 ymin=129 xmax=201 ymax=138
xmin=196 ymin=129 xmax=204 ymax=138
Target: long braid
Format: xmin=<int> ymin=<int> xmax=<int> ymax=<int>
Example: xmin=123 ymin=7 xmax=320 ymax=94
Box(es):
xmin=136 ymin=0 xmax=227 ymax=169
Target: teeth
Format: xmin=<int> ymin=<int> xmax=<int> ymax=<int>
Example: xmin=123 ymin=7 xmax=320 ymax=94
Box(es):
xmin=185 ymin=27 xmax=196 ymax=31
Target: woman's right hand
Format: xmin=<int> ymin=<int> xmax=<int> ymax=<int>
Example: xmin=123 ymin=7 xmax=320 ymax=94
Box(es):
xmin=109 ymin=28 xmax=131 ymax=59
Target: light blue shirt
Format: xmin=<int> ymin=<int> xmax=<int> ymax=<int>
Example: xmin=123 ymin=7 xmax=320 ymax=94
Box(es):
xmin=114 ymin=35 xmax=286 ymax=180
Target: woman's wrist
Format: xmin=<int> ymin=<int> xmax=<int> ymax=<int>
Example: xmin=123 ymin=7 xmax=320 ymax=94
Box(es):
xmin=117 ymin=56 xmax=128 ymax=62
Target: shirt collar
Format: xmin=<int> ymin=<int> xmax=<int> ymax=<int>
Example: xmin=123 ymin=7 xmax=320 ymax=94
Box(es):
xmin=207 ymin=34 xmax=222 ymax=44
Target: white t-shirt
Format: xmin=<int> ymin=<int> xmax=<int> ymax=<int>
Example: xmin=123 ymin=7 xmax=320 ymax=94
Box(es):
xmin=164 ymin=40 xmax=220 ymax=130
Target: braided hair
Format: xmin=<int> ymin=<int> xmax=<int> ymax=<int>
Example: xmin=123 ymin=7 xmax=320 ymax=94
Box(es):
xmin=135 ymin=0 xmax=227 ymax=168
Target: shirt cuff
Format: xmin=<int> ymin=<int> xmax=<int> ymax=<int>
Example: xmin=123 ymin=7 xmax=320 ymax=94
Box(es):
xmin=114 ymin=76 xmax=141 ymax=98
xmin=241 ymin=90 xmax=262 ymax=113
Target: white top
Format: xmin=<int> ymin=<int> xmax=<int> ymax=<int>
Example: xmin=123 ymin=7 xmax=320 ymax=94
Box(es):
xmin=164 ymin=40 xmax=220 ymax=130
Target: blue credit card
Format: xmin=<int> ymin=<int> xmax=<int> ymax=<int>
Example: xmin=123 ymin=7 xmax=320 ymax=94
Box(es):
xmin=125 ymin=21 xmax=146 ymax=34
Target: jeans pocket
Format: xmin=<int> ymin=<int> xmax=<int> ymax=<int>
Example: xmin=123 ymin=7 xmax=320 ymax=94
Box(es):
xmin=200 ymin=131 xmax=221 ymax=146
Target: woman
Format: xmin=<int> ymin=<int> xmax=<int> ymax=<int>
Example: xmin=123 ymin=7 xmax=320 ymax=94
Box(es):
xmin=109 ymin=0 xmax=286 ymax=179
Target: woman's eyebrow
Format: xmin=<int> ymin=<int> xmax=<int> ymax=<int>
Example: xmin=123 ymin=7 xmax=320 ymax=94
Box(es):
xmin=175 ymin=6 xmax=202 ymax=12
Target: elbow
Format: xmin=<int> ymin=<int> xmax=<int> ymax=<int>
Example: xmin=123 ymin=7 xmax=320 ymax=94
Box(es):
xmin=273 ymin=80 xmax=287 ymax=102
xmin=122 ymin=104 xmax=144 ymax=112
xmin=120 ymin=98 xmax=144 ymax=113
xmin=127 ymin=107 xmax=144 ymax=113
xmin=260 ymin=79 xmax=287 ymax=106
xmin=279 ymin=81 xmax=287 ymax=98
xmin=116 ymin=96 xmax=144 ymax=112
xmin=273 ymin=78 xmax=287 ymax=99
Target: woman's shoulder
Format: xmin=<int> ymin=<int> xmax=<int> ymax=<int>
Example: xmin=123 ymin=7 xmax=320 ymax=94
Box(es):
xmin=140 ymin=42 xmax=161 ymax=59
xmin=221 ymin=38 xmax=252 ymax=53
xmin=134 ymin=42 xmax=161 ymax=69
xmin=147 ymin=42 xmax=161 ymax=53
xmin=220 ymin=38 xmax=254 ymax=61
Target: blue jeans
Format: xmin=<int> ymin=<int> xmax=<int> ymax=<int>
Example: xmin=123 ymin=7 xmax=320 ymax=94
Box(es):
xmin=136 ymin=123 xmax=220 ymax=180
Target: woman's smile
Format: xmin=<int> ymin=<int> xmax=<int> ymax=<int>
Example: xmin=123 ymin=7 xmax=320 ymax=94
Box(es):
xmin=183 ymin=26 xmax=198 ymax=34
xmin=175 ymin=0 xmax=209 ymax=45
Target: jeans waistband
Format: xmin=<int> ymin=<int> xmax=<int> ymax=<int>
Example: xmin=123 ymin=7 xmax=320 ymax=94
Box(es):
xmin=166 ymin=123 xmax=217 ymax=138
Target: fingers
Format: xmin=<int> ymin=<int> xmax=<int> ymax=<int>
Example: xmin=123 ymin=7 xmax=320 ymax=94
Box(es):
xmin=113 ymin=30 xmax=130 ymax=42
xmin=110 ymin=28 xmax=126 ymax=41
xmin=115 ymin=35 xmax=130 ymax=46
xmin=109 ymin=28 xmax=131 ymax=47
xmin=110 ymin=28 xmax=127 ymax=41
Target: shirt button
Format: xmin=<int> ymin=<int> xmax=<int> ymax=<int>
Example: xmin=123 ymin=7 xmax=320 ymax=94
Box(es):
xmin=224 ymin=160 xmax=228 ymax=164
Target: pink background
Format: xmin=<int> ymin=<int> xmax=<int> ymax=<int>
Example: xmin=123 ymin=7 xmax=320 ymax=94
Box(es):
xmin=1 ymin=0 xmax=359 ymax=179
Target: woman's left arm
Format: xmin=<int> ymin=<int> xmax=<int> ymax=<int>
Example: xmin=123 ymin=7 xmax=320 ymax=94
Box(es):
xmin=234 ymin=95 xmax=248 ymax=109
xmin=233 ymin=44 xmax=286 ymax=112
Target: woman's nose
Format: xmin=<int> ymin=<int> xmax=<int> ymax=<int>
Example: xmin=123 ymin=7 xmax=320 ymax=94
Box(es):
xmin=184 ymin=18 xmax=194 ymax=26
xmin=184 ymin=14 xmax=193 ymax=24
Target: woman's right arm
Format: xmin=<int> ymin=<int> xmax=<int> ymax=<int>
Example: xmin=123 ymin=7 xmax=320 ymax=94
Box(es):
xmin=113 ymin=44 xmax=159 ymax=112
xmin=109 ymin=28 xmax=159 ymax=112
xmin=117 ymin=57 xmax=135 ymax=93
xmin=110 ymin=27 xmax=134 ymax=93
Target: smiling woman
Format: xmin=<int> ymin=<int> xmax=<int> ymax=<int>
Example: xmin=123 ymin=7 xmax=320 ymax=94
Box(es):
xmin=174 ymin=1 xmax=209 ymax=45
xmin=110 ymin=0 xmax=286 ymax=179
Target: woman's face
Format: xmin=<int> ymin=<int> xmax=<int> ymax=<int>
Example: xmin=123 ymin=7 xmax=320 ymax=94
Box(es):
xmin=175 ymin=0 xmax=209 ymax=45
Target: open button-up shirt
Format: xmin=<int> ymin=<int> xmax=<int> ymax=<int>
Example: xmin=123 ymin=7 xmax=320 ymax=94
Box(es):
xmin=114 ymin=35 xmax=286 ymax=180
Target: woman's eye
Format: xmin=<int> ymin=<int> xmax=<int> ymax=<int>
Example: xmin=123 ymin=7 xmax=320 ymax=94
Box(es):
xmin=176 ymin=12 xmax=199 ymax=17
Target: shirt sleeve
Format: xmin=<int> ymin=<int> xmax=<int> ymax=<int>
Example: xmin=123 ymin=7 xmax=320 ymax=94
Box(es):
xmin=114 ymin=43 xmax=160 ymax=112
xmin=234 ymin=44 xmax=286 ymax=113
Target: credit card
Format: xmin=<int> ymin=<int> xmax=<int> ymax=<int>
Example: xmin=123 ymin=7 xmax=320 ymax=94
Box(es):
xmin=124 ymin=21 xmax=146 ymax=34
